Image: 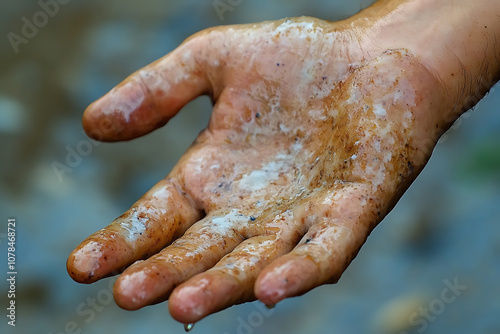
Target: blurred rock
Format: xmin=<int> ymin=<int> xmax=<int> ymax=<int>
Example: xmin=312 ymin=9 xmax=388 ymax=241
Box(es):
xmin=372 ymin=293 xmax=429 ymax=334
xmin=0 ymin=95 xmax=27 ymax=134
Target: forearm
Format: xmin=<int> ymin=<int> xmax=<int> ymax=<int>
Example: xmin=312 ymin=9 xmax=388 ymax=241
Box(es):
xmin=353 ymin=0 xmax=500 ymax=124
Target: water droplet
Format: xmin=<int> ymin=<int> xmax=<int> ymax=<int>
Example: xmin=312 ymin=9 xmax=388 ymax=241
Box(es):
xmin=184 ymin=323 xmax=195 ymax=332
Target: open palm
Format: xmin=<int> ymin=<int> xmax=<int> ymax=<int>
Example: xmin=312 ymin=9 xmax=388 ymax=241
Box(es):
xmin=67 ymin=17 xmax=444 ymax=324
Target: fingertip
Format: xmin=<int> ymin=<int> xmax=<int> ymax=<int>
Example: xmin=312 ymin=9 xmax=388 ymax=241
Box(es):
xmin=168 ymin=283 xmax=208 ymax=324
xmin=169 ymin=271 xmax=243 ymax=324
xmin=254 ymin=268 xmax=287 ymax=306
xmin=82 ymin=80 xmax=160 ymax=142
xmin=66 ymin=253 xmax=89 ymax=284
xmin=255 ymin=256 xmax=317 ymax=306
xmin=113 ymin=261 xmax=182 ymax=311
xmin=113 ymin=270 xmax=148 ymax=310
xmin=67 ymin=230 xmax=135 ymax=284
xmin=82 ymin=101 xmax=117 ymax=142
xmin=67 ymin=240 xmax=106 ymax=284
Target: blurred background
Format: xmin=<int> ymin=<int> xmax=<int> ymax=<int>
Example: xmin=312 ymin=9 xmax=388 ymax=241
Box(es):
xmin=1 ymin=0 xmax=499 ymax=333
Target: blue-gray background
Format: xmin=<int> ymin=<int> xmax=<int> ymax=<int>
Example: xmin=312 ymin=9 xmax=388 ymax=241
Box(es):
xmin=1 ymin=1 xmax=499 ymax=333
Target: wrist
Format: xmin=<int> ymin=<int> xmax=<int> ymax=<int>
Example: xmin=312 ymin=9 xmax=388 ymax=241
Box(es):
xmin=352 ymin=0 xmax=500 ymax=124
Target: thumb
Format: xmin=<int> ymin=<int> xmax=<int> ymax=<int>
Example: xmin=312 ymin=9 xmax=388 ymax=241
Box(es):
xmin=83 ymin=29 xmax=221 ymax=142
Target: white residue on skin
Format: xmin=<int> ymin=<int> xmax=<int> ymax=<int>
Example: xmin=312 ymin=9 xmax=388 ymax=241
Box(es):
xmin=394 ymin=90 xmax=404 ymax=102
xmin=207 ymin=209 xmax=248 ymax=235
xmin=144 ymin=205 xmax=166 ymax=217
xmin=73 ymin=241 xmax=102 ymax=276
xmin=373 ymin=104 xmax=387 ymax=117
xmin=139 ymin=69 xmax=170 ymax=95
xmin=118 ymin=271 xmax=148 ymax=304
xmin=267 ymin=260 xmax=294 ymax=298
xmin=267 ymin=210 xmax=295 ymax=237
xmin=275 ymin=20 xmax=319 ymax=40
xmin=328 ymin=109 xmax=339 ymax=118
xmin=308 ymin=109 xmax=327 ymax=120
xmin=312 ymin=82 xmax=334 ymax=100
xmin=311 ymin=219 xmax=350 ymax=246
xmin=377 ymin=123 xmax=393 ymax=138
xmin=279 ymin=123 xmax=291 ymax=134
xmin=155 ymin=52 xmax=192 ymax=85
xmin=241 ymin=84 xmax=291 ymax=136
xmin=243 ymin=239 xmax=274 ymax=256
xmin=365 ymin=162 xmax=386 ymax=191
xmin=291 ymin=140 xmax=303 ymax=152
xmin=176 ymin=281 xmax=209 ymax=317
xmin=218 ymin=238 xmax=275 ymax=280
xmin=173 ymin=71 xmax=190 ymax=85
xmin=239 ymin=170 xmax=273 ymax=191
xmin=269 ymin=259 xmax=293 ymax=277
xmin=322 ymin=191 xmax=345 ymax=206
xmin=300 ymin=59 xmax=317 ymax=84
xmin=351 ymin=154 xmax=357 ymax=160
xmin=171 ymin=49 xmax=194 ymax=84
xmin=269 ymin=95 xmax=282 ymax=113
xmin=121 ymin=209 xmax=148 ymax=241
xmin=189 ymin=156 xmax=206 ymax=175
xmin=151 ymin=186 xmax=171 ymax=201
xmin=238 ymin=155 xmax=289 ymax=192
xmin=403 ymin=110 xmax=413 ymax=128
xmin=222 ymin=263 xmax=236 ymax=270
xmin=346 ymin=84 xmax=361 ymax=105
xmin=240 ymin=239 xmax=274 ymax=264
xmin=104 ymin=82 xmax=144 ymax=122
xmin=182 ymin=49 xmax=192 ymax=62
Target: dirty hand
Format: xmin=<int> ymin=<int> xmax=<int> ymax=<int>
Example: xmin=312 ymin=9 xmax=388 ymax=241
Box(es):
xmin=67 ymin=0 xmax=497 ymax=323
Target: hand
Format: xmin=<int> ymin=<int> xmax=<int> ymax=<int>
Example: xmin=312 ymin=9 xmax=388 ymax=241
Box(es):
xmin=67 ymin=10 xmax=471 ymax=325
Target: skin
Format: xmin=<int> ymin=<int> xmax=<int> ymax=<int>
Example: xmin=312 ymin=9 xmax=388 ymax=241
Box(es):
xmin=67 ymin=0 xmax=500 ymax=325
